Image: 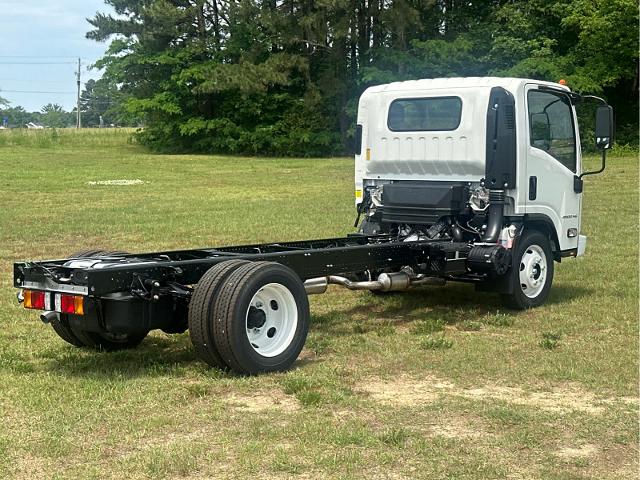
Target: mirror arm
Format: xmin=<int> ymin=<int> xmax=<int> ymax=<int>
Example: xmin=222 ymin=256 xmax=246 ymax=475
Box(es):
xmin=579 ymin=149 xmax=607 ymax=179
xmin=580 ymin=94 xmax=608 ymax=105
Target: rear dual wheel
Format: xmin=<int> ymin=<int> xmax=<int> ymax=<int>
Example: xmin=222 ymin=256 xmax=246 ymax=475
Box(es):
xmin=188 ymin=261 xmax=310 ymax=374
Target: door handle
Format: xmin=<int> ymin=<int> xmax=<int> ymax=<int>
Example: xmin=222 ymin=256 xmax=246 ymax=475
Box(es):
xmin=529 ymin=176 xmax=537 ymax=200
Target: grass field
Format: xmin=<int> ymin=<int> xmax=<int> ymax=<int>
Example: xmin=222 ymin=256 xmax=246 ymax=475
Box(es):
xmin=0 ymin=129 xmax=638 ymax=479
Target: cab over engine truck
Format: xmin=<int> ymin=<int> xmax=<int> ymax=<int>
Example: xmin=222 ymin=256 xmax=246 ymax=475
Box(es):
xmin=14 ymin=77 xmax=613 ymax=375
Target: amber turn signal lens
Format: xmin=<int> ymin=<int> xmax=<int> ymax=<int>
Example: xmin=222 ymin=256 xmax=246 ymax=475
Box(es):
xmin=74 ymin=296 xmax=84 ymax=315
xmin=23 ymin=290 xmax=32 ymax=308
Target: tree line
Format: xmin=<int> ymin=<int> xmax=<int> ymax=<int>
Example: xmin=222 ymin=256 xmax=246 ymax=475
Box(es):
xmin=0 ymin=80 xmax=135 ymax=128
xmin=83 ymin=0 xmax=637 ymax=155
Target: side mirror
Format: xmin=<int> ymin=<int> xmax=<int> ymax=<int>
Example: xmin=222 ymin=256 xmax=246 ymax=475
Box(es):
xmin=580 ymin=103 xmax=614 ymax=180
xmin=595 ymin=105 xmax=613 ymax=150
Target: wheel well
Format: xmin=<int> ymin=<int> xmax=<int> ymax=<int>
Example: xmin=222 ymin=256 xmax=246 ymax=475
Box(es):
xmin=523 ymin=217 xmax=561 ymax=262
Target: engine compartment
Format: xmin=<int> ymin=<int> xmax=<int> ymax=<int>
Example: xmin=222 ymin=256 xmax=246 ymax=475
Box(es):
xmin=358 ymin=181 xmax=517 ymax=248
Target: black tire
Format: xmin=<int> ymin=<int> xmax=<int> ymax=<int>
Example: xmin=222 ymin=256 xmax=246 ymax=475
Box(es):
xmin=50 ymin=313 xmax=85 ymax=347
xmin=68 ymin=326 xmax=148 ymax=351
xmin=69 ymin=249 xmax=127 ymax=258
xmin=69 ymin=249 xmax=106 ymax=258
xmin=48 ymin=249 xmax=110 ymax=347
xmin=53 ymin=248 xmax=146 ymax=350
xmin=188 ymin=260 xmax=250 ymax=369
xmin=212 ymin=262 xmax=310 ymax=375
xmin=501 ymin=230 xmax=554 ymax=310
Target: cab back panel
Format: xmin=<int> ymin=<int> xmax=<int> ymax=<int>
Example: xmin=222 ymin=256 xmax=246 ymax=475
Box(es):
xmin=359 ymin=86 xmax=492 ymax=182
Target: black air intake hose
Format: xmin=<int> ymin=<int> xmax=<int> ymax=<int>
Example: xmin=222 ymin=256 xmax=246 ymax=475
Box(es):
xmin=481 ymin=190 xmax=505 ymax=243
xmin=451 ymin=224 xmax=464 ymax=242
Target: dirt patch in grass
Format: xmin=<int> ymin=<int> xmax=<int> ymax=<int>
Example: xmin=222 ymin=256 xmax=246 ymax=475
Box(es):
xmin=555 ymin=444 xmax=598 ymax=459
xmin=553 ymin=443 xmax=639 ymax=480
xmin=461 ymin=385 xmax=605 ymax=414
xmin=360 ymin=375 xmax=455 ymax=405
xmin=358 ymin=375 xmax=628 ymax=414
xmin=595 ymin=444 xmax=640 ymax=479
xmin=12 ymin=452 xmax=49 ymax=480
xmin=226 ymin=390 xmax=300 ymax=413
xmin=428 ymin=418 xmax=487 ymax=439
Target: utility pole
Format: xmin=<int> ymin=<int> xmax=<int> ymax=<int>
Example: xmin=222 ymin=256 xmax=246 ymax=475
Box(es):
xmin=76 ymin=57 xmax=81 ymax=129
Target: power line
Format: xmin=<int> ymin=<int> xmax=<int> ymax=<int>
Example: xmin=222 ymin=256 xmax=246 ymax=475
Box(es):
xmin=0 ymin=90 xmax=76 ymax=94
xmin=0 ymin=78 xmax=91 ymax=84
xmin=0 ymin=62 xmax=77 ymax=65
xmin=0 ymin=55 xmax=80 ymax=58
xmin=0 ymin=56 xmax=100 ymax=62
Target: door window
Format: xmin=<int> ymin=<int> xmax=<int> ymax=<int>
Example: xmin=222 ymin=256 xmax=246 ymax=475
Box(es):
xmin=527 ymin=90 xmax=576 ymax=172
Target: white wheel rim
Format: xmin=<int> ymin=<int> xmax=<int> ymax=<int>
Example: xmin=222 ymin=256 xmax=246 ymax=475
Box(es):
xmin=519 ymin=244 xmax=547 ymax=298
xmin=245 ymin=283 xmax=298 ymax=358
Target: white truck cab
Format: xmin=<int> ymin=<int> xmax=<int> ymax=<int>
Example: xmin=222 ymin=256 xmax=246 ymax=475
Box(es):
xmin=354 ymin=77 xmax=613 ymax=308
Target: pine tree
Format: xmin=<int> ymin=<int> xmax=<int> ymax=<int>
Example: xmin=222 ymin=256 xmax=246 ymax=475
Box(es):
xmin=86 ymin=0 xmax=638 ymax=154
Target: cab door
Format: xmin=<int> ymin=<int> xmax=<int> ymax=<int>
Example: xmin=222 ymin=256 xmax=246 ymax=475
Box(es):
xmin=525 ymin=85 xmax=582 ymax=252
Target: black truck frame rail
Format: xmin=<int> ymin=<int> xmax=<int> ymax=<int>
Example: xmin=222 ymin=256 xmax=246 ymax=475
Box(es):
xmin=14 ymin=234 xmax=472 ymax=298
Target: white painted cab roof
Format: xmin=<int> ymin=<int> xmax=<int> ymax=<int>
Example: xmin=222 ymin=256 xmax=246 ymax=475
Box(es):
xmin=362 ymin=77 xmax=570 ymax=95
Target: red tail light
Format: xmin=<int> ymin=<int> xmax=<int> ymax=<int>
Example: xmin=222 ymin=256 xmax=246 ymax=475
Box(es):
xmin=60 ymin=295 xmax=76 ymax=314
xmin=22 ymin=290 xmax=84 ymax=315
xmin=24 ymin=290 xmax=45 ymax=310
xmin=57 ymin=294 xmax=85 ymax=315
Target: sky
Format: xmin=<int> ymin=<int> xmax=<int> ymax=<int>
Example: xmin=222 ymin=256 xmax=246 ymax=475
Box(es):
xmin=0 ymin=0 xmax=114 ymax=111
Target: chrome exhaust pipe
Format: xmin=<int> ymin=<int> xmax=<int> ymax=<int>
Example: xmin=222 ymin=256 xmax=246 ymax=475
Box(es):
xmin=40 ymin=311 xmax=58 ymax=324
xmin=303 ymin=277 xmax=328 ymax=295
xmin=327 ymin=275 xmax=384 ymax=291
xmin=411 ymin=276 xmax=446 ymax=287
xmin=304 ymin=271 xmax=445 ymax=295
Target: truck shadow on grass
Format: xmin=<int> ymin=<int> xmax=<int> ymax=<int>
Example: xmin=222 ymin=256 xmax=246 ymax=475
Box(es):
xmin=41 ymin=283 xmax=590 ymax=379
xmin=42 ymin=334 xmax=210 ymax=379
xmin=309 ymin=282 xmax=592 ymax=337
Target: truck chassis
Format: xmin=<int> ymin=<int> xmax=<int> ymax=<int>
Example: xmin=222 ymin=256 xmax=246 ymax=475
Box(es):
xmin=15 ymin=234 xmax=481 ymax=374
xmin=15 ymin=234 xmax=469 ymax=297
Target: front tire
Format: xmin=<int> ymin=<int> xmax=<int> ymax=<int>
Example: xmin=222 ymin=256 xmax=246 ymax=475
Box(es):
xmin=501 ymin=230 xmax=554 ymax=309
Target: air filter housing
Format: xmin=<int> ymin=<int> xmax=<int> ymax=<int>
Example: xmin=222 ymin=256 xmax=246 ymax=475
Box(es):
xmin=381 ymin=182 xmax=468 ymax=226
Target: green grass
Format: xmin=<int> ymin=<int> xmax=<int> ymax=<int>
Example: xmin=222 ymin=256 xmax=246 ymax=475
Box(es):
xmin=0 ymin=129 xmax=637 ymax=479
